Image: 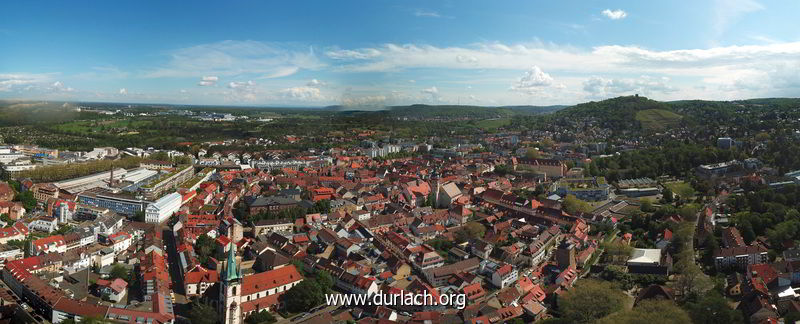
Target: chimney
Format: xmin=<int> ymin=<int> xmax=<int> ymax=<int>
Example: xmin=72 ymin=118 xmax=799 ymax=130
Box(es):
xmin=109 ymin=162 xmax=115 ymax=186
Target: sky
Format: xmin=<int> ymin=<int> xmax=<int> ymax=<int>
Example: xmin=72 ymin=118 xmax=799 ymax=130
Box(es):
xmin=1 ymin=0 xmax=799 ymax=107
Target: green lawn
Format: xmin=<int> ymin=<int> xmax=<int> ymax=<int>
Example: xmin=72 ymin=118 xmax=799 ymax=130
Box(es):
xmin=665 ymin=181 xmax=696 ymax=199
xmin=475 ymin=118 xmax=511 ymax=130
xmin=635 ymin=109 xmax=682 ymax=130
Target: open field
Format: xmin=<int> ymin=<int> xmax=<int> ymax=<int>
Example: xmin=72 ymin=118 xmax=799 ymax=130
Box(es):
xmin=635 ymin=109 xmax=682 ymax=130
xmin=665 ymin=181 xmax=696 ymax=199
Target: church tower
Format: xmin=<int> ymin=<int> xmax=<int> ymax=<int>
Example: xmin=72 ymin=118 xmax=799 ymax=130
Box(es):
xmin=220 ymin=242 xmax=242 ymax=324
xmin=434 ymin=179 xmax=442 ymax=209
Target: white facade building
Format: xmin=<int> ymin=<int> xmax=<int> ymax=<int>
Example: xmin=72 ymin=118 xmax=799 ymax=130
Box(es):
xmin=145 ymin=192 xmax=182 ymax=223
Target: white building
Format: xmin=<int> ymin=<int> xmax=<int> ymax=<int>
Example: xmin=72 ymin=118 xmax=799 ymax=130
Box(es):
xmin=627 ymin=248 xmax=663 ymax=267
xmin=491 ymin=264 xmax=518 ymax=289
xmin=145 ymin=192 xmax=182 ymax=223
xmin=30 ymin=235 xmax=67 ymax=256
xmin=107 ymin=232 xmax=133 ymax=253
xmin=27 ymin=218 xmax=59 ymax=233
xmin=94 ymin=248 xmax=116 ymax=268
xmin=335 ymin=273 xmax=379 ymax=297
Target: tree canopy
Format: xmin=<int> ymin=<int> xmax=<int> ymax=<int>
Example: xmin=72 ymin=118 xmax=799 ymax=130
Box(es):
xmin=188 ymin=300 xmax=219 ymax=324
xmin=558 ymin=279 xmax=627 ymax=323
xmin=597 ymin=300 xmax=690 ymax=324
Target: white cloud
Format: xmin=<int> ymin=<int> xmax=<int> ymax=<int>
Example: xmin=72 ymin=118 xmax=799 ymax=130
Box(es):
xmin=279 ymin=86 xmax=324 ymax=101
xmin=583 ymin=75 xmax=676 ymax=98
xmin=326 ymin=43 xmax=608 ymax=72
xmin=601 ymin=9 xmax=627 ymax=20
xmin=325 ymin=48 xmax=382 ymax=60
xmin=0 ymin=73 xmax=56 ymax=92
xmin=421 ymin=86 xmax=439 ymax=95
xmin=414 ymin=10 xmax=452 ymax=18
xmin=50 ymin=81 xmax=74 ymax=92
xmin=340 ymin=94 xmax=389 ymax=109
xmin=713 ymin=0 xmax=763 ymax=37
xmin=324 ymin=41 xmax=800 ymax=99
xmin=511 ymin=66 xmax=556 ymax=93
xmin=224 ymin=81 xmax=258 ymax=102
xmin=306 ymin=79 xmax=326 ymax=87
xmin=228 ymin=80 xmax=255 ymax=89
xmin=420 ymin=86 xmax=441 ymax=102
xmin=198 ymin=76 xmax=218 ymax=86
xmin=456 ymin=55 xmax=478 ymax=64
xmin=146 ymin=40 xmax=322 ymax=79
xmin=119 ymin=88 xmax=128 ymax=95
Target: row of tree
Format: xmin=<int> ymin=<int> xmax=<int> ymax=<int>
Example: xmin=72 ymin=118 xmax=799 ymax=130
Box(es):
xmin=15 ymin=156 xmax=143 ymax=182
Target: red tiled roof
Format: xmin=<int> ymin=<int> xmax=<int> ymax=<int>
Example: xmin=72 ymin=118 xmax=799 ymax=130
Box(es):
xmin=241 ymin=264 xmax=303 ymax=296
xmin=32 ymin=235 xmax=65 ymax=250
xmin=53 ymin=298 xmax=110 ymax=318
xmin=184 ymin=268 xmax=219 ymax=284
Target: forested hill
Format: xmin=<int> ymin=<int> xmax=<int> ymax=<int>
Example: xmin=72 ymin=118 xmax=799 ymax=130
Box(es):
xmin=552 ymin=95 xmax=683 ymax=131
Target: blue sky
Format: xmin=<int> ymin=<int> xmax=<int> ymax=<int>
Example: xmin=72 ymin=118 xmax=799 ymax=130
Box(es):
xmin=1 ymin=0 xmax=799 ymax=106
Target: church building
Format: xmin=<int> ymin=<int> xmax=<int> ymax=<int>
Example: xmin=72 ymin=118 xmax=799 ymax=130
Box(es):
xmin=219 ymin=242 xmax=304 ymax=324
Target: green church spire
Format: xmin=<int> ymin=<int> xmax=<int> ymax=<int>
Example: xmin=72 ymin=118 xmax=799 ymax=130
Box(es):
xmin=224 ymin=242 xmax=240 ymax=281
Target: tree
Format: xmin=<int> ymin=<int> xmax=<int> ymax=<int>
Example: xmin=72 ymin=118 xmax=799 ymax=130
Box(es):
xmin=494 ymin=164 xmax=513 ymax=176
xmin=678 ymin=204 xmax=699 ymax=222
xmin=674 ymin=255 xmax=711 ymax=299
xmin=661 ymin=187 xmax=674 ymax=203
xmin=602 ymin=242 xmax=633 ymax=264
xmin=282 ymin=279 xmax=325 ymax=313
xmin=684 ymin=292 xmax=744 ymax=324
xmin=108 ymin=264 xmax=129 ymax=281
xmin=316 ymin=271 xmax=334 ymax=293
xmin=134 ymin=211 xmax=146 ymax=222
xmin=784 ymin=312 xmax=800 ymax=324
xmin=0 ymin=213 xmax=14 ymax=226
xmin=188 ymin=300 xmax=219 ymax=324
xmin=525 ymin=148 xmax=541 ymax=159
xmin=14 ymin=191 xmax=37 ymax=211
xmin=739 ymin=220 xmax=756 ymax=244
xmin=597 ymin=300 xmax=690 ymax=324
xmin=423 ymin=191 xmax=436 ymax=207
xmin=0 ymin=163 xmax=9 ymax=181
xmin=640 ymin=200 xmax=654 ymax=212
xmin=245 ymin=310 xmax=277 ymax=324
xmin=558 ymin=280 xmax=627 ymax=323
xmin=455 ymin=222 xmax=485 ymax=243
xmin=149 ymin=151 xmax=170 ymax=161
xmin=563 ymin=194 xmax=592 ymax=214
xmin=195 ymin=234 xmax=217 ymax=264
xmin=6 ymin=239 xmax=27 ymax=250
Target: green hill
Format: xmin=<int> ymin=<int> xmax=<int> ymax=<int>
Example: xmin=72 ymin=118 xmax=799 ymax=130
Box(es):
xmin=553 ymin=96 xmax=681 ymax=131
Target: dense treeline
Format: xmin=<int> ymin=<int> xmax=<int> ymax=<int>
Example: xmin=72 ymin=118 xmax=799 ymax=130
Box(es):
xmin=15 ymin=156 xmax=143 ymax=182
xmin=728 ymin=184 xmax=800 ymax=249
xmin=588 ymin=142 xmax=743 ymax=180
